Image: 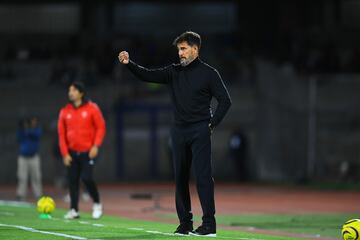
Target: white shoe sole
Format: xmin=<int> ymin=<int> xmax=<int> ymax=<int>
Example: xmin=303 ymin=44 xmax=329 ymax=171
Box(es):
xmin=92 ymin=213 xmax=102 ymax=219
xmin=189 ymin=232 xmax=217 ymax=237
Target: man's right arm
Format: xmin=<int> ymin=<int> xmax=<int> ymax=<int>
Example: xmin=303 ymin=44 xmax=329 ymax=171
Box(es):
xmin=58 ymin=110 xmax=73 ymax=166
xmin=57 ymin=110 xmax=69 ymax=157
xmin=118 ymin=51 xmax=171 ymax=84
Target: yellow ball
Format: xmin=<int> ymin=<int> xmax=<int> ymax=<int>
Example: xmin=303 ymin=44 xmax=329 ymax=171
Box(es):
xmin=342 ymin=219 xmax=360 ymax=240
xmin=37 ymin=196 xmax=56 ymax=214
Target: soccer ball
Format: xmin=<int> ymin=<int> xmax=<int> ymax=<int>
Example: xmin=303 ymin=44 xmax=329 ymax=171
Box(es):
xmin=37 ymin=196 xmax=56 ymax=214
xmin=342 ymin=219 xmax=360 ymax=240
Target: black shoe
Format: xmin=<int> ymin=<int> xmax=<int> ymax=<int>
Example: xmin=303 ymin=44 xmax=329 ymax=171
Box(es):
xmin=190 ymin=224 xmax=216 ymax=237
xmin=174 ymin=223 xmax=193 ymax=235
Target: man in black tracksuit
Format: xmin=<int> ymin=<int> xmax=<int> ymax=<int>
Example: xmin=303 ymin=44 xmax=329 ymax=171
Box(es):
xmin=118 ymin=31 xmax=231 ymax=237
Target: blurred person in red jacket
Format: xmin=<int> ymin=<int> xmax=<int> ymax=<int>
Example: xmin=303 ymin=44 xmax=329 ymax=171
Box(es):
xmin=58 ymin=81 xmax=106 ymax=219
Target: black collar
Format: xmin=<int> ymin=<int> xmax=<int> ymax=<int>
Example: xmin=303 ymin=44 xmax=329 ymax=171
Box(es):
xmin=183 ymin=57 xmax=201 ymax=69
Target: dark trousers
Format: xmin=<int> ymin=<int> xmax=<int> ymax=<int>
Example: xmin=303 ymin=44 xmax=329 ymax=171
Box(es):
xmin=67 ymin=151 xmax=100 ymax=211
xmin=170 ymin=121 xmax=216 ymax=226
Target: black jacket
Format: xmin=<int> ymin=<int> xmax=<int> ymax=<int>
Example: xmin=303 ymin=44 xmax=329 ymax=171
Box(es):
xmin=126 ymin=57 xmax=232 ymax=128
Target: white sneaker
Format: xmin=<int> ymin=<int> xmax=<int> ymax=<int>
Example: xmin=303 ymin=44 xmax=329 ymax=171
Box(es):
xmin=92 ymin=203 xmax=103 ymax=219
xmin=64 ymin=209 xmax=80 ymax=219
xmin=82 ymin=192 xmax=91 ymax=202
xmin=64 ymin=193 xmax=70 ymax=203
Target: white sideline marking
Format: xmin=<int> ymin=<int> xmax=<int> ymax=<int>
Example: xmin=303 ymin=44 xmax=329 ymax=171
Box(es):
xmin=92 ymin=223 xmax=104 ymax=227
xmin=161 ymin=232 xmax=176 ymax=236
xmin=0 ymin=200 xmax=33 ymax=208
xmin=1 ymin=203 xmax=263 ymax=240
xmin=0 ymin=212 xmax=15 ymax=216
xmin=0 ymin=223 xmax=87 ymax=239
xmin=128 ymin=227 xmax=144 ymax=231
xmin=79 ymin=221 xmax=90 ymax=225
xmin=127 ymin=227 xmax=263 ymax=240
xmin=146 ymin=230 xmax=163 ymax=234
xmin=219 ymin=237 xmax=263 ymax=240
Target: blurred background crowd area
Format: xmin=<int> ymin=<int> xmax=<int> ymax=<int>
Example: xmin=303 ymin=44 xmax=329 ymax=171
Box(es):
xmin=0 ymin=1 xmax=359 ymax=87
xmin=1 ymin=0 xmax=360 ymax=185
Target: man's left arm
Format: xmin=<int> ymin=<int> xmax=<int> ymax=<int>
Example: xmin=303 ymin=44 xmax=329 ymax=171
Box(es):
xmin=209 ymin=70 xmax=232 ymax=130
xmin=90 ymin=104 xmax=106 ymax=159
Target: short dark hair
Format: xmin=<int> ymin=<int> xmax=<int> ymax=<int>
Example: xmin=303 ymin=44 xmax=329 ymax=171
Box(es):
xmin=173 ymin=31 xmax=201 ymax=49
xmin=70 ymin=81 xmax=86 ymax=99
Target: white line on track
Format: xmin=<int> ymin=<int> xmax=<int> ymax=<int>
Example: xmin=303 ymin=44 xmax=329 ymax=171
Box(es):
xmin=128 ymin=227 xmax=144 ymax=230
xmin=79 ymin=221 xmax=91 ymax=225
xmin=126 ymin=227 xmax=264 ymax=240
xmin=146 ymin=230 xmax=164 ymax=234
xmin=0 ymin=200 xmax=33 ymax=208
xmin=92 ymin=223 xmax=104 ymax=227
xmin=0 ymin=223 xmax=87 ymax=239
xmin=0 ymin=212 xmax=15 ymax=216
xmin=53 ymin=216 xmax=264 ymax=240
xmin=0 ymin=202 xmax=263 ymax=240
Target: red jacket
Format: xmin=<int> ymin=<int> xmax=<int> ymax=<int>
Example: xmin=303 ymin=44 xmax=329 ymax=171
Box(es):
xmin=58 ymin=101 xmax=106 ymax=157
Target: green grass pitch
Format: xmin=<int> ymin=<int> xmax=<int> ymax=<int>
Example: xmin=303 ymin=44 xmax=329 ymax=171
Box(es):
xmin=0 ymin=201 xmax=355 ymax=239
